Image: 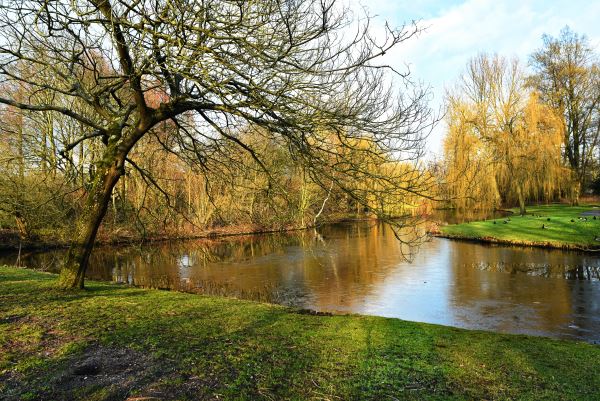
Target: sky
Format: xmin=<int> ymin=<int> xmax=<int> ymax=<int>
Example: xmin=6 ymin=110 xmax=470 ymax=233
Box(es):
xmin=347 ymin=0 xmax=600 ymax=159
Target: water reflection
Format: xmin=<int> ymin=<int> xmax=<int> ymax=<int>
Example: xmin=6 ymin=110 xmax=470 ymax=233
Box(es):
xmin=2 ymin=221 xmax=600 ymax=342
xmin=426 ymin=208 xmax=511 ymax=224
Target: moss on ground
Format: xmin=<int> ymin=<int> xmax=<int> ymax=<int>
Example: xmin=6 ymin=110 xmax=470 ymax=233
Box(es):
xmin=1 ymin=265 xmax=599 ymax=400
xmin=439 ymin=204 xmax=600 ymax=249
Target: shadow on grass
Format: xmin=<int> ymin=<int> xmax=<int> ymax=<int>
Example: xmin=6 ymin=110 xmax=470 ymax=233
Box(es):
xmin=2 ymin=266 xmax=600 ymax=401
xmin=1 ymin=279 xmax=328 ymax=400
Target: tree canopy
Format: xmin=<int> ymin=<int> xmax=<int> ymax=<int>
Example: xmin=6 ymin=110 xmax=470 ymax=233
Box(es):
xmin=0 ymin=0 xmax=434 ymax=288
xmin=529 ymin=27 xmax=600 ymax=194
xmin=443 ymin=54 xmax=566 ymax=213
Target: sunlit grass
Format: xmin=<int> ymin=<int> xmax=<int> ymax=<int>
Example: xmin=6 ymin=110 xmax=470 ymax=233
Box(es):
xmin=1 ymin=265 xmax=599 ymax=400
xmin=440 ymin=204 xmax=600 ymax=248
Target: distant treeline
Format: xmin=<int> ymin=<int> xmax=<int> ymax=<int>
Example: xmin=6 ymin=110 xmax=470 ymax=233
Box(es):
xmin=0 ymin=118 xmax=431 ymax=243
xmin=439 ymin=27 xmax=600 ymax=213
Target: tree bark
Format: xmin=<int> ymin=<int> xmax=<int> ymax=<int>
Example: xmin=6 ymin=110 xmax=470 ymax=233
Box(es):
xmin=57 ymin=153 xmax=124 ymax=289
xmin=571 ymin=182 xmax=580 ymax=206
xmin=517 ymin=185 xmax=526 ymax=215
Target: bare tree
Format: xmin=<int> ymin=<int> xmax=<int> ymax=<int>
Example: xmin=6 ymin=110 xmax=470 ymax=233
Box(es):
xmin=0 ymin=0 xmax=433 ymax=288
xmin=529 ymin=27 xmax=600 ymax=197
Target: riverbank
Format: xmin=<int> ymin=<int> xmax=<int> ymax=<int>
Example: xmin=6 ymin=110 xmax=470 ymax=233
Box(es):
xmin=1 ymin=266 xmax=599 ymax=400
xmin=437 ymin=204 xmax=600 ymax=251
xmin=0 ymin=215 xmax=380 ymax=252
xmin=0 ymin=223 xmax=317 ymax=252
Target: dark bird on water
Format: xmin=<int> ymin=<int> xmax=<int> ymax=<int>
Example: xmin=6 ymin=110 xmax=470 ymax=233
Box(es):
xmin=594 ymin=216 xmax=597 ymax=220
xmin=571 ymin=219 xmax=575 ymax=222
xmin=542 ymin=224 xmax=546 ymax=229
xmin=547 ymin=218 xmax=551 ymax=221
xmin=493 ymin=221 xmax=497 ymax=224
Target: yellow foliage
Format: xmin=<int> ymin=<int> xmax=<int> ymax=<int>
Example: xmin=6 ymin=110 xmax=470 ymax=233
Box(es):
xmin=443 ymin=98 xmax=500 ymax=211
xmin=443 ymin=55 xmax=569 ymax=212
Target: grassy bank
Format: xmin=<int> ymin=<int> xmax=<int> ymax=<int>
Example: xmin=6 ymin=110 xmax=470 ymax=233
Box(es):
xmin=439 ymin=204 xmax=600 ymax=250
xmin=1 ymin=266 xmax=599 ymax=400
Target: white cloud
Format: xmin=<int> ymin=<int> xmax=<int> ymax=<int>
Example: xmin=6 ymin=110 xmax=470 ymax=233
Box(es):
xmin=349 ymin=0 xmax=600 ymax=157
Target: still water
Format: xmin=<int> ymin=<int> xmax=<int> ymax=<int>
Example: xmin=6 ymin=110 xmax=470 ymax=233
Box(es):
xmin=3 ymin=221 xmax=600 ymax=342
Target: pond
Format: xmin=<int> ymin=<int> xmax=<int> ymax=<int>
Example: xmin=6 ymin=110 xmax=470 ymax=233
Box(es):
xmin=2 ymin=220 xmax=599 ymax=343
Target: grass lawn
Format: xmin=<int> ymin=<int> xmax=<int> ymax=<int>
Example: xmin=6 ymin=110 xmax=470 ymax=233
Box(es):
xmin=439 ymin=204 xmax=600 ymax=249
xmin=1 ymin=266 xmax=599 ymax=400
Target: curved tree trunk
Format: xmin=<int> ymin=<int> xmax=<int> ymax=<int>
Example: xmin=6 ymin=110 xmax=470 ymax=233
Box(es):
xmin=57 ymin=155 xmax=124 ymax=289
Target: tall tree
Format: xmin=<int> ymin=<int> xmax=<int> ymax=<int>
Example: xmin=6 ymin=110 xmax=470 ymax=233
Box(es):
xmin=444 ymin=54 xmax=565 ymax=214
xmin=0 ymin=0 xmax=433 ymax=288
xmin=443 ymin=97 xmax=500 ymax=211
xmin=529 ymin=27 xmax=600 ymax=197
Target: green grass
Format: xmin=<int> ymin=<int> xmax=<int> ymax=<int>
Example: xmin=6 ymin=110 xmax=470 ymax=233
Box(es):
xmin=1 ymin=266 xmax=599 ymax=400
xmin=440 ymin=204 xmax=600 ymax=249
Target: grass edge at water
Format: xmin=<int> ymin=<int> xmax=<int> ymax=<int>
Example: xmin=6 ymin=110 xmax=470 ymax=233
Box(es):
xmin=438 ymin=204 xmax=600 ymax=250
xmin=1 ymin=264 xmax=599 ymax=400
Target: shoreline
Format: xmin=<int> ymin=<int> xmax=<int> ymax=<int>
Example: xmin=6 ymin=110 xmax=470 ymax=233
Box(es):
xmin=436 ymin=204 xmax=600 ymax=252
xmin=0 ymin=223 xmax=328 ymax=253
xmin=433 ymin=232 xmax=600 ymax=252
xmin=1 ymin=265 xmax=599 ymax=400
xmin=0 ymin=216 xmax=390 ymax=253
xmin=7 ymin=205 xmax=597 ymax=254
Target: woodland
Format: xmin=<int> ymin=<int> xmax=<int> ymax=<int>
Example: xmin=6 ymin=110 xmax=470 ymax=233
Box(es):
xmin=0 ymin=1 xmax=598 ymax=289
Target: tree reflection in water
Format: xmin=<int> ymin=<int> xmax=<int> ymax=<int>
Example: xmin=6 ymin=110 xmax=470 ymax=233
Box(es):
xmin=2 ymin=221 xmax=599 ymax=342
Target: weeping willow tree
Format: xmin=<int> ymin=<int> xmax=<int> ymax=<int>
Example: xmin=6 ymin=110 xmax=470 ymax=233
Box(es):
xmin=443 ymin=97 xmax=500 ymax=211
xmin=443 ymin=54 xmax=566 ymax=213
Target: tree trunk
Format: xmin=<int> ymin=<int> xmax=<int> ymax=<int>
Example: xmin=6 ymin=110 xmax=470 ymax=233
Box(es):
xmin=15 ymin=109 xmax=28 ymax=239
xmin=57 ymin=156 xmax=124 ymax=289
xmin=571 ymin=182 xmax=580 ymax=206
xmin=517 ymin=185 xmax=526 ymax=215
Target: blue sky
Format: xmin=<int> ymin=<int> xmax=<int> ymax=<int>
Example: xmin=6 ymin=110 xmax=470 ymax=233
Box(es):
xmin=348 ymin=0 xmax=600 ymax=158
